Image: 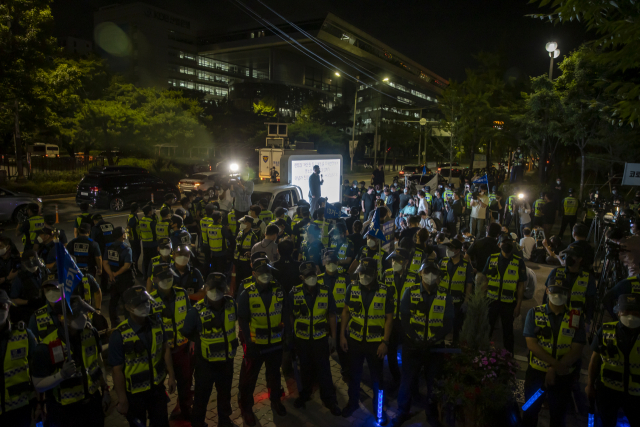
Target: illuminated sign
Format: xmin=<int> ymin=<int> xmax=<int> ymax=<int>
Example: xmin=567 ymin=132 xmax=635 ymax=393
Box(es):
xmin=290 ymin=157 xmax=342 ymax=204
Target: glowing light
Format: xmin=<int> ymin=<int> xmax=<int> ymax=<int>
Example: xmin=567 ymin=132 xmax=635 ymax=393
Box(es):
xmin=335 ymin=72 xmax=340 ymax=77
xmin=518 ymin=193 xmax=524 ymax=199
xmin=545 ymin=42 xmax=558 ymax=52
xmin=383 ymin=77 xmax=389 ymax=82
xmin=94 ymin=22 xmax=132 ymax=57
xmin=588 ymin=413 xmax=594 ymax=427
xmin=377 ymin=390 xmax=384 ymax=421
xmin=229 ymin=163 xmax=239 ymax=172
xmin=522 ymin=388 xmax=544 ymax=411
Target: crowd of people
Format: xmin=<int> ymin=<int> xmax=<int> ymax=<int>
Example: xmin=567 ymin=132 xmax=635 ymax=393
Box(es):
xmin=0 ymin=164 xmax=639 ymax=427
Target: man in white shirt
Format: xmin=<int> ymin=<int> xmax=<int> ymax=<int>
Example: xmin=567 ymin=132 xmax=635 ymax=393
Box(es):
xmin=519 ymin=227 xmax=536 ymax=260
xmin=417 ymin=191 xmax=429 ymax=216
xmin=218 ymin=187 xmax=233 ymax=212
xmin=470 ymin=184 xmax=490 ymax=239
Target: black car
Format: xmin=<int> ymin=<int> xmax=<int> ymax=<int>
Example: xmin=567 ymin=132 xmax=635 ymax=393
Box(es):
xmin=76 ymin=166 xmax=179 ymax=211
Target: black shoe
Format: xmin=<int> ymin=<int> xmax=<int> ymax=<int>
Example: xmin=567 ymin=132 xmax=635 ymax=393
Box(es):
xmin=241 ymin=410 xmax=256 ymax=427
xmin=294 ymin=396 xmax=308 ymax=409
xmin=341 ymin=402 xmax=359 ymax=418
xmin=271 ymin=400 xmax=287 ymax=416
xmin=324 ymin=402 xmax=342 ymax=416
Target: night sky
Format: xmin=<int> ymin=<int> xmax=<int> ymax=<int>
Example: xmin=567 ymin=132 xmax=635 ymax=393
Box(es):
xmin=52 ymin=0 xmax=589 ymax=82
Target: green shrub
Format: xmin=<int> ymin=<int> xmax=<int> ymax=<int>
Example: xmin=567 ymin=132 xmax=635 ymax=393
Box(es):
xmin=6 ymin=180 xmax=77 ymax=195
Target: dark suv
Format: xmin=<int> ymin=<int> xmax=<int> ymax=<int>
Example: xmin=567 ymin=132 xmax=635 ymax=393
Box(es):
xmin=76 ymin=166 xmax=179 ymax=211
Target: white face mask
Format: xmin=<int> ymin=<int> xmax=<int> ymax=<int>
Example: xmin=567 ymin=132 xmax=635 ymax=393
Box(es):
xmin=422 ymin=273 xmax=439 ymax=285
xmin=45 ymin=289 xmax=61 ymax=303
xmin=548 ymin=293 xmax=568 ymax=306
xmin=207 ymin=289 xmax=225 ymax=302
xmin=37 ymin=236 xmax=44 ymax=244
xmin=0 ymin=247 xmax=6 ymax=256
xmin=258 ymin=273 xmax=272 ymax=284
xmin=367 ymin=239 xmax=377 ymax=248
xmin=392 ymin=261 xmax=403 ymax=272
xmin=620 ymin=314 xmax=640 ymax=329
xmin=446 ymin=249 xmax=456 ymax=258
xmin=359 ymin=274 xmax=374 ymax=286
xmin=159 ymin=248 xmax=171 ymax=256
xmin=0 ymin=309 xmax=8 ymax=325
xmin=304 ymin=276 xmax=317 ymax=287
xmin=556 ymin=181 xmax=561 ymax=185
xmin=158 ymin=279 xmax=173 ymax=290
xmin=132 ymin=302 xmax=150 ymax=317
xmin=174 ymin=256 xmax=189 ymax=266
xmin=325 ymin=263 xmax=338 ymax=273
xmin=70 ymin=315 xmax=87 ymax=331
xmin=242 ymin=223 xmax=251 ymax=230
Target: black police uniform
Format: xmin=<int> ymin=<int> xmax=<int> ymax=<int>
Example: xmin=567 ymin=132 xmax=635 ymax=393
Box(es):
xmin=105 ymin=241 xmax=134 ymax=326
xmin=67 ymin=235 xmax=101 ymax=277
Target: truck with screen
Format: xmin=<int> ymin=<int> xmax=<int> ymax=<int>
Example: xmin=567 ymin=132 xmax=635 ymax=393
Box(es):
xmin=280 ymin=154 xmax=343 ymax=204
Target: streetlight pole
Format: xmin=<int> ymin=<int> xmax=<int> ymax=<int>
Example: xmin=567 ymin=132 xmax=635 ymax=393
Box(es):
xmin=350 ymin=76 xmax=359 ymax=172
xmin=545 ymin=42 xmax=560 ymax=80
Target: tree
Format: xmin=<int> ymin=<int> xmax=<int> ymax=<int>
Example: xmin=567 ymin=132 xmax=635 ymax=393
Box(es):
xmin=252 ymin=96 xmax=277 ymax=118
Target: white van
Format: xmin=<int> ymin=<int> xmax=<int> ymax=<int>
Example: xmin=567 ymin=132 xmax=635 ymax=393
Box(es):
xmin=28 ymin=143 xmax=59 ymax=157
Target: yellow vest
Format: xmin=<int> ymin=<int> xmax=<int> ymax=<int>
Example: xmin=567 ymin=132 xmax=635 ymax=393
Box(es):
xmin=313 ymin=219 xmax=330 ymax=246
xmin=360 ymin=246 xmax=385 ymax=280
xmin=383 ymin=269 xmax=418 ymax=319
xmin=155 ymin=220 xmax=169 ymax=239
xmin=563 ymin=197 xmax=579 ymax=216
xmin=292 ymin=285 xmax=329 ymax=340
xmin=227 ymin=210 xmax=237 ymax=235
xmin=335 ymin=241 xmax=351 ymax=274
xmin=409 ymin=248 xmax=425 ymax=274
xmin=150 ymin=287 xmax=189 ymax=349
xmin=117 ymin=318 xmax=166 ymax=394
xmin=529 ymin=305 xmax=576 ymax=373
xmin=23 ymin=215 xmax=45 ymax=245
xmin=200 ymin=216 xmax=214 ymax=245
xmin=554 ymin=268 xmax=589 ymax=314
xmin=347 ymin=282 xmax=388 ymax=342
xmin=599 ymin=321 xmax=640 ymax=396
xmin=34 ymin=305 xmax=58 ymax=344
xmin=439 ymin=257 xmax=469 ymax=303
xmin=246 ymin=283 xmax=284 ymax=345
xmin=486 ymin=254 xmax=521 ymax=303
xmin=465 ymin=192 xmax=472 ymax=209
xmin=139 ymin=217 xmax=155 ymax=243
xmin=234 ymin=230 xmax=258 ymax=261
xmin=259 ymin=210 xmax=273 ymax=224
xmin=629 ymin=276 xmax=640 ymax=294
xmin=54 ymin=328 xmax=102 ymax=405
xmin=408 ymin=284 xmax=447 ymax=342
xmin=534 ymin=199 xmax=545 ymax=217
xmin=0 ymin=324 xmax=32 ymax=415
xmin=507 ymin=195 xmax=516 ymax=213
xmin=127 ymin=214 xmax=141 ymax=241
xmin=193 ymin=297 xmax=238 ymax=362
xmin=319 ymin=273 xmax=348 ymax=309
xmin=207 ymin=224 xmax=224 ymax=252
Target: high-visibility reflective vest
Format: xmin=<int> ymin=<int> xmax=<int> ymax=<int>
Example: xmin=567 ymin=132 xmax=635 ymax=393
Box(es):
xmin=319 ymin=273 xmax=348 ymax=309
xmin=259 ymin=210 xmax=273 ymax=224
xmin=408 ymin=284 xmax=447 ymax=342
xmin=291 ymin=284 xmax=329 ymax=340
xmin=347 ymin=282 xmax=388 ymax=342
xmin=246 ymin=282 xmax=284 ymax=345
xmin=75 ymin=213 xmax=93 ymax=229
xmin=75 ymin=276 xmax=96 ymax=321
xmin=598 ymin=321 xmax=640 ymax=396
xmin=439 ymin=257 xmax=469 ymax=303
xmin=359 ymin=246 xmax=385 ymax=280
xmin=563 ymin=197 xmax=579 ymax=216
xmin=155 ymin=220 xmax=169 ymax=239
xmin=117 ymin=318 xmax=166 ymax=394
xmin=23 ymin=215 xmax=45 ymax=245
xmin=207 ymin=224 xmax=224 ymax=253
xmin=0 ymin=323 xmax=32 ymax=415
xmin=534 ymin=199 xmax=545 ymax=217
xmin=150 ymin=287 xmax=189 ymax=349
xmin=53 ymin=327 xmax=102 ymax=405
xmin=335 ymin=241 xmax=352 ymax=274
xmin=554 ymin=268 xmax=589 ymax=314
xmin=160 ymin=203 xmax=172 ymax=215
xmin=629 ymin=276 xmax=640 ymax=294
xmin=139 ymin=217 xmax=155 ymax=243
xmin=486 ymin=254 xmax=521 ymax=303
xmin=529 ymin=305 xmax=576 ymax=373
xmin=444 ymin=189 xmax=454 ymax=200
xmin=148 ymin=255 xmax=173 ymax=281
xmin=127 ymin=214 xmax=141 ymax=241
xmin=409 ymin=248 xmax=425 ymax=274
xmin=200 ymin=216 xmax=214 ymax=246
xmin=507 ymin=195 xmax=516 ymax=213
xmin=34 ymin=305 xmax=58 ymax=344
xmin=227 ymin=210 xmax=237 ymax=235
xmin=383 ymin=269 xmax=418 ymax=318
xmin=193 ymin=297 xmax=238 ymax=362
xmin=489 ymin=193 xmax=497 ymax=204
xmin=313 ymin=219 xmax=330 ymax=246
xmin=424 ymin=193 xmax=433 ymax=206
xmin=234 ymin=230 xmax=258 ymax=261
xmin=465 ymin=192 xmax=472 ymax=209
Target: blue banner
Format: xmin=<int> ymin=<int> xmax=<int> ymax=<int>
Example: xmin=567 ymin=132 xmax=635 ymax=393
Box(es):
xmin=368 ymin=208 xmax=387 ymax=241
xmin=56 ymin=242 xmax=84 ymax=310
xmin=472 ymin=174 xmax=488 ymax=185
xmin=325 ymin=203 xmax=341 ymax=219
xmin=422 ymin=165 xmax=427 ymax=175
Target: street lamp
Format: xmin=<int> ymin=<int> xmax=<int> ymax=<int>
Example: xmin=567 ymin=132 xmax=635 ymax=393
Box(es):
xmin=335 ymin=72 xmax=340 ymax=77
xmin=383 ymin=77 xmax=389 ymax=82
xmin=545 ymin=42 xmax=560 ymax=80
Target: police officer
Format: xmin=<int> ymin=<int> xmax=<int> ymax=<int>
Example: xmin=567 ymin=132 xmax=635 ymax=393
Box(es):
xmin=300 ymin=224 xmax=324 ymax=269
xmin=287 ymin=262 xmax=341 ymax=415
xmin=274 ymin=218 xmax=291 ymax=244
xmin=559 ymin=188 xmax=579 ymax=241
xmin=483 ymin=234 xmax=526 ymax=355
xmin=160 ymin=193 xmax=175 ymax=218
xmin=610 ymin=186 xmax=625 ymax=207
xmin=521 ymin=285 xmax=585 ymax=427
xmin=17 ymin=202 xmax=44 ymax=252
xmin=200 ymin=204 xmax=215 ymax=267
xmin=234 ymin=216 xmax=260 ymax=283
xmin=258 ymin=198 xmax=273 ymax=224
xmin=330 ymin=223 xmax=354 ymax=274
xmin=313 ymin=207 xmax=330 ymax=246
xmin=156 ymin=208 xmax=171 ymax=241
xmin=237 ymin=258 xmax=287 ymax=425
xmin=183 ymin=273 xmax=238 ymax=427
xmin=208 ymin=211 xmax=232 ymax=275
xmin=444 ymin=183 xmax=455 ymax=202
xmin=145 ymin=237 xmax=174 ymax=291
xmin=390 ymin=262 xmax=454 ymax=427
xmin=587 ymin=294 xmax=640 ymax=427
xmin=31 ymin=297 xmax=109 ymax=427
xmin=127 ymin=203 xmax=142 ymax=276
xmin=439 ymin=239 xmax=474 ymax=345
xmin=139 ymin=205 xmax=158 ymax=282
xmin=103 ymin=227 xmax=134 ymax=327
xmin=35 ymin=227 xmax=57 ymax=271
xmin=170 ymin=239 xmax=205 ymax=302
xmin=382 ymin=248 xmax=416 ymax=385
xmin=73 ymin=270 xmax=102 ymax=321
xmin=149 ymin=263 xmax=193 ymax=421
xmin=533 ymin=192 xmax=546 ymax=228
xmin=349 ymin=231 xmax=385 ymax=280
xmin=90 ymin=214 xmax=114 ymax=257
xmin=504 ymin=188 xmax=517 ymax=229
xmin=67 ymin=223 xmax=102 ymax=277
xmin=74 ymin=202 xmax=93 ymax=238
xmin=292 ymin=206 xmax=311 ymax=256
xmin=108 ymin=286 xmax=176 ymax=427
xmin=0 ymin=289 xmax=37 ymax=427
xmin=28 ymin=276 xmax=63 ymax=343
xmin=169 ymin=214 xmax=188 ymax=248
xmin=340 ymin=257 xmax=393 ymax=421
xmin=9 ymin=251 xmax=46 ymax=324
xmin=488 ymin=185 xmax=497 ymax=205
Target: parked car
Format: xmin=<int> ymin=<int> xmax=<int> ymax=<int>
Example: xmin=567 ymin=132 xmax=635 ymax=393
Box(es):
xmin=76 ymin=166 xmax=179 ymax=211
xmin=249 ymin=183 xmax=304 ymax=217
xmin=178 ymin=172 xmax=223 ymax=197
xmin=0 ymin=187 xmax=42 ymax=224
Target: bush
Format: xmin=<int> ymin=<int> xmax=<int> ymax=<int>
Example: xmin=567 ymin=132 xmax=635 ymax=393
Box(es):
xmin=5 ymin=180 xmax=77 ymax=195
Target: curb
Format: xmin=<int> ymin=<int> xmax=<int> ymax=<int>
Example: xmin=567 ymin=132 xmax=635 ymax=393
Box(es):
xmin=39 ymin=193 xmax=76 ymax=200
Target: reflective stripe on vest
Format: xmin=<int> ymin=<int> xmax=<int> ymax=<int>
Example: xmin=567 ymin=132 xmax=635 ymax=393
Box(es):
xmin=507 ymin=195 xmax=515 ymax=212
xmin=424 ymin=193 xmax=432 ymax=204
xmin=313 ymin=220 xmax=330 ymax=246
xmin=150 ymin=287 xmax=189 ymax=349
xmin=200 ymin=217 xmax=214 ymax=244
xmin=319 ymin=273 xmax=348 ymax=309
xmin=292 ymin=285 xmax=329 ymax=340
xmin=465 ymin=192 xmax=472 ymax=209
xmin=72 ymin=237 xmax=93 ymax=268
xmin=155 ymin=220 xmax=169 ymax=239
xmin=444 ymin=190 xmax=454 ymax=200
xmin=336 ymin=241 xmax=350 ymax=274
xmin=629 ymin=276 xmax=640 ymax=294
xmin=439 ymin=257 xmax=469 ymax=303
xmin=234 ymin=231 xmax=258 ymax=261
xmin=534 ymin=199 xmax=545 ymax=217
xmin=227 ymin=211 xmax=237 ymax=235
xmin=149 ymin=255 xmax=173 ymax=281
xmin=599 ymin=321 xmax=640 ymax=396
xmin=23 ymin=215 xmax=45 ymax=245
xmin=54 ymin=328 xmax=102 ymax=405
xmin=247 ymin=283 xmax=284 ymax=345
xmin=529 ymin=305 xmax=576 ymax=373
xmin=194 ymin=297 xmax=238 ymax=361
xmin=486 ymin=254 xmax=520 ymax=303
xmin=360 ymin=247 xmax=384 ymax=280
xmin=554 ymin=268 xmax=589 ymax=314
xmin=383 ymin=269 xmax=418 ymax=319
xmin=259 ymin=210 xmax=273 ymax=224
xmin=207 ymin=224 xmax=224 ymax=252
xmin=563 ymin=197 xmax=578 ymax=216
xmin=489 ymin=193 xmax=497 ymax=204
xmin=139 ymin=217 xmax=155 ymax=243
xmin=118 ymin=318 xmax=166 ymax=394
xmin=34 ymin=306 xmax=58 ymax=344
xmin=408 ymin=284 xmax=447 ymax=342
xmin=409 ymin=248 xmax=424 ymax=274
xmin=347 ymin=283 xmax=387 ymax=342
xmin=1 ymin=326 xmax=32 ymax=415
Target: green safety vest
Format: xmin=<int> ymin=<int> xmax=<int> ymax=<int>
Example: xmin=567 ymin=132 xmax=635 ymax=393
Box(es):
xmin=465 ymin=192 xmax=472 ymax=209
xmin=335 ymin=241 xmax=352 ymax=274
xmin=507 ymin=195 xmax=516 ymax=213
xmin=0 ymin=324 xmax=32 ymax=415
xmin=76 ymin=277 xmax=95 ymax=321
xmin=53 ymin=328 xmax=102 ymax=405
xmin=439 ymin=257 xmax=469 ymax=304
xmin=554 ymin=268 xmax=589 ymax=314
xmin=34 ymin=305 xmax=58 ymax=344
xmin=75 ymin=213 xmax=92 ymax=229
xmin=155 ymin=220 xmax=170 ymax=239
xmin=200 ymin=216 xmax=214 ymax=245
xmin=207 ymin=224 xmax=224 ymax=252
xmin=23 ymin=215 xmax=45 ymax=245
xmin=529 ymin=305 xmax=576 ymax=373
xmin=246 ymin=282 xmax=284 ymax=345
xmin=313 ymin=219 xmax=330 ymax=246
xmin=291 ymin=284 xmax=329 ymax=340
xmin=629 ymin=276 xmax=640 ymax=294
xmin=227 ymin=210 xmax=237 ymax=235
xmin=534 ymin=199 xmax=545 ymax=217
xmin=563 ymin=197 xmax=579 ymax=216
xmin=150 ymin=287 xmax=189 ymax=349
xmin=259 ymin=210 xmax=273 ymax=224
xmin=117 ymin=318 xmax=166 ymax=394
xmin=139 ymin=217 xmax=155 ymax=243
xmin=148 ymin=255 xmax=173 ymax=281
xmin=318 ymin=273 xmax=348 ymax=309
xmin=489 ymin=193 xmax=497 ymax=204
xmin=408 ymin=284 xmax=447 ymax=342
xmin=599 ymin=321 xmax=640 ymax=396
xmin=409 ymin=248 xmax=425 ymax=274
xmin=424 ymin=193 xmax=433 ymax=205
xmin=486 ymin=254 xmax=521 ymax=303
xmin=444 ymin=189 xmax=454 ymax=200
xmin=234 ymin=230 xmax=258 ymax=261
xmin=193 ymin=297 xmax=238 ymax=362
xmin=347 ymin=282 xmax=388 ymax=342
xmin=383 ymin=269 xmax=418 ymax=319
xmin=127 ymin=214 xmax=141 ymax=241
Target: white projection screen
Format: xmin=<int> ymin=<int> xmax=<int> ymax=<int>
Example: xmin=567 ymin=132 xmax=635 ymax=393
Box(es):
xmin=286 ymin=155 xmax=343 ymax=204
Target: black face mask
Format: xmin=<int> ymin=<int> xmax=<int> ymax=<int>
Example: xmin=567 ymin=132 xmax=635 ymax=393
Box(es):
xmin=501 ymin=243 xmax=514 ymax=255
xmin=564 ymin=255 xmax=576 ymax=267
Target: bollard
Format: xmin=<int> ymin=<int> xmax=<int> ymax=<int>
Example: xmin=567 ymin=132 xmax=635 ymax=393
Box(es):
xmin=55 ymin=204 xmax=59 ymax=224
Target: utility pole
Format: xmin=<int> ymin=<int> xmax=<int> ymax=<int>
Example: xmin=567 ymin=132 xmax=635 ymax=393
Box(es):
xmin=350 ymin=77 xmax=359 ymax=172
xmin=418 ymin=109 xmax=423 ymax=164
xmin=373 ymin=114 xmax=378 ymax=168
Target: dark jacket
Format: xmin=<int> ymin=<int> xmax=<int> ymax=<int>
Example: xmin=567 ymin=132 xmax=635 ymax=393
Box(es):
xmin=309 ymin=173 xmax=322 ymax=198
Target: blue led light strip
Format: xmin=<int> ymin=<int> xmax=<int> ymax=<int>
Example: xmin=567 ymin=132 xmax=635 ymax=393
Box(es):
xmin=377 ymin=390 xmax=384 ymax=421
xmin=521 ymin=388 xmax=544 ymax=411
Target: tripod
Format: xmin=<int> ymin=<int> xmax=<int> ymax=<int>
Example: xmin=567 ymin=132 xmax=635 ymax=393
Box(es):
xmin=589 ymin=241 xmax=626 ymax=343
